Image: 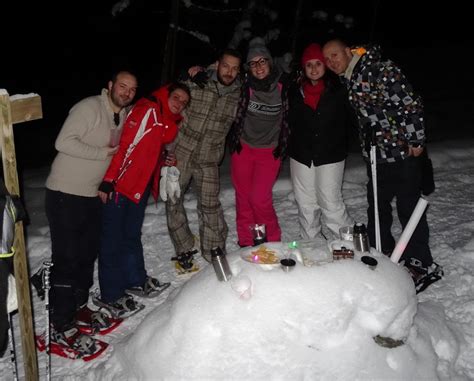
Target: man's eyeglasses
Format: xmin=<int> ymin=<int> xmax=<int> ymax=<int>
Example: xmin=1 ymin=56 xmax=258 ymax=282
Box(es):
xmin=248 ymin=58 xmax=269 ymax=69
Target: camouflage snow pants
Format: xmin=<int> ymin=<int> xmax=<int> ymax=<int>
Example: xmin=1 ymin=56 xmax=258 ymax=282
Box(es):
xmin=166 ymin=162 xmax=228 ymax=259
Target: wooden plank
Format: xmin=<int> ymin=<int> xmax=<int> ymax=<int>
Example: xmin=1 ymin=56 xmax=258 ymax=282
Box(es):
xmin=0 ymin=92 xmax=39 ymax=381
xmin=10 ymin=94 xmax=42 ymax=125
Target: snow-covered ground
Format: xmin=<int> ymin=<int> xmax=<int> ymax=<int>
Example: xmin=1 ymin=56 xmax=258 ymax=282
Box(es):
xmin=1 ymin=138 xmax=474 ymax=380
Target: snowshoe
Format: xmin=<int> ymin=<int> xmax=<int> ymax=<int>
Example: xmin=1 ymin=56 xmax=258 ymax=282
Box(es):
xmin=404 ymin=259 xmax=444 ymax=294
xmin=414 ymin=263 xmax=444 ymax=293
xmin=31 ymin=267 xmax=45 ymax=300
xmin=126 ymin=276 xmax=170 ymax=299
xmin=36 ymin=326 xmax=108 ymax=361
xmin=171 ymin=250 xmax=199 ymax=275
xmin=75 ymin=305 xmax=123 ymax=336
xmin=91 ymin=291 xmax=145 ymax=319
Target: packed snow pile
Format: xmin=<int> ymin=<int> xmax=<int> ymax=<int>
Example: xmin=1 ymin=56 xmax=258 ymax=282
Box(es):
xmin=90 ymin=242 xmax=439 ymax=380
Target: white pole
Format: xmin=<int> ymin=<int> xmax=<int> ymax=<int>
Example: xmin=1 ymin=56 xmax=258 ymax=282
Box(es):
xmin=370 ymin=145 xmax=381 ymax=252
xmin=390 ymin=197 xmax=429 ymax=263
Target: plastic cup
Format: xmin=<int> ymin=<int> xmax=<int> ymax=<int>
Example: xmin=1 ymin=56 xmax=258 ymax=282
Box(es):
xmin=109 ymin=127 xmax=122 ymax=147
xmin=230 ymin=275 xmax=252 ymax=300
xmin=339 ymin=226 xmax=353 ymax=241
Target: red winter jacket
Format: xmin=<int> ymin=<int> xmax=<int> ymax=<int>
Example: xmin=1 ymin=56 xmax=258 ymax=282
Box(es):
xmin=103 ymin=86 xmax=182 ymax=203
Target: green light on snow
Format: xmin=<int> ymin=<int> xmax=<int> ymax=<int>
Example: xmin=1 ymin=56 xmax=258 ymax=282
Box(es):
xmin=288 ymin=241 xmax=298 ymax=249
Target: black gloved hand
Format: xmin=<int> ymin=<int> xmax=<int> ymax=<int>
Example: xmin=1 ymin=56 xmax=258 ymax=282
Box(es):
xmin=178 ymin=68 xmax=191 ymax=82
xmin=191 ymin=71 xmax=209 ymax=89
xmin=273 ymin=144 xmax=286 ymax=160
xmin=98 ymin=181 xmax=114 ymax=196
xmin=227 ymin=129 xmax=242 ymax=154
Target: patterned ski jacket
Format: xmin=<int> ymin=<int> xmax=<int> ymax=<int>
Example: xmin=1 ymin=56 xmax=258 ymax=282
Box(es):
xmin=342 ymin=45 xmax=426 ymax=163
xmin=174 ymin=71 xmax=241 ymax=166
xmin=103 ymin=86 xmax=181 ymax=203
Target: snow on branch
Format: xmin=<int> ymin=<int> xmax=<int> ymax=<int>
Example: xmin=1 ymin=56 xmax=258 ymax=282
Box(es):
xmin=181 ymin=0 xmax=242 ymax=13
xmin=111 ymin=0 xmax=131 ymax=17
xmin=334 ymin=14 xmax=355 ymax=29
xmin=173 ymin=23 xmax=211 ymax=45
xmin=312 ymin=9 xmax=355 ymax=29
xmin=228 ymin=20 xmax=252 ymax=49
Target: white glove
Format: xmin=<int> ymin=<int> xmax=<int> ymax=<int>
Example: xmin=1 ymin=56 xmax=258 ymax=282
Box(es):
xmin=160 ymin=166 xmax=181 ymax=202
xmin=159 ymin=167 xmax=169 ymax=201
xmin=166 ymin=166 xmax=181 ymax=203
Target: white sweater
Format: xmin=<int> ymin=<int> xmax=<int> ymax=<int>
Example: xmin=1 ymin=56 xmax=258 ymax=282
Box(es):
xmin=46 ymin=89 xmax=127 ymax=197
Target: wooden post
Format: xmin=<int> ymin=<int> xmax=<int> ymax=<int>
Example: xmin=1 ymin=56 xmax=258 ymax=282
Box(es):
xmin=0 ymin=90 xmax=42 ymax=381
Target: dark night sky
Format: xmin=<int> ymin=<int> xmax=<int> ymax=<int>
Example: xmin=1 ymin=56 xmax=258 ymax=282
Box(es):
xmin=2 ymin=1 xmax=473 ymax=170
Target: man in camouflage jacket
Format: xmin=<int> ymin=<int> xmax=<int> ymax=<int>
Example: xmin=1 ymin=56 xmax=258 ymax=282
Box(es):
xmin=166 ymin=49 xmax=242 ymax=262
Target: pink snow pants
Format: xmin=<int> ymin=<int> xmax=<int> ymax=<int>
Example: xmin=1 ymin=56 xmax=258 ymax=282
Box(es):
xmin=231 ymin=143 xmax=282 ymax=246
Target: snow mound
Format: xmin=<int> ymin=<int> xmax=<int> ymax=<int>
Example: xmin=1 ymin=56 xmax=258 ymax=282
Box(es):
xmin=90 ymin=242 xmax=439 ymax=380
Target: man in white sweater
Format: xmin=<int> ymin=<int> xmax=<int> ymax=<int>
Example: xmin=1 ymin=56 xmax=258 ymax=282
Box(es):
xmin=43 ymin=70 xmax=137 ymax=358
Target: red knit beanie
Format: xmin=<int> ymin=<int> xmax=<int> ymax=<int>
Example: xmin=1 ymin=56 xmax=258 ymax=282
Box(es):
xmin=301 ymin=43 xmax=325 ymax=66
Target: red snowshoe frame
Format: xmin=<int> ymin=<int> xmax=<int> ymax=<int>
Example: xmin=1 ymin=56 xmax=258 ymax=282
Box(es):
xmin=35 ymin=333 xmax=108 ymax=362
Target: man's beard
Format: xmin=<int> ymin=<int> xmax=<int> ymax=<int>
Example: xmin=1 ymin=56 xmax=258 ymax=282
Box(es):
xmin=217 ymin=73 xmax=235 ymax=86
xmin=111 ymin=91 xmax=131 ymax=108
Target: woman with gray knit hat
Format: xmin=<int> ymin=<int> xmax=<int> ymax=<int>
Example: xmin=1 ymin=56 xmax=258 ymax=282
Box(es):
xmin=228 ymin=43 xmax=289 ymax=247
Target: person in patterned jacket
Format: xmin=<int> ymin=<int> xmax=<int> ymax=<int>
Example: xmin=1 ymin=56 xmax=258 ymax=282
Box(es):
xmin=166 ymin=49 xmax=242 ymax=265
xmin=323 ymin=39 xmax=433 ymax=276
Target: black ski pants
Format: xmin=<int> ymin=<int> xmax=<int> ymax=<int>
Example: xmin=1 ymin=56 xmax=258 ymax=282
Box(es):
xmin=366 ymin=156 xmax=433 ymax=267
xmin=0 ymin=258 xmax=11 ymax=357
xmin=45 ymin=189 xmax=101 ymax=330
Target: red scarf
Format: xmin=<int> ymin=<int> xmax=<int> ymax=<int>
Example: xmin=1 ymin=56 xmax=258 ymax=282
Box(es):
xmin=302 ymin=80 xmax=325 ymax=111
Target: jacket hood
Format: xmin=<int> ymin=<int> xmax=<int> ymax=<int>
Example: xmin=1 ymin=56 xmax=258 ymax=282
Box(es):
xmin=151 ymin=85 xmax=184 ymax=125
xmin=357 ymin=44 xmax=382 ymax=65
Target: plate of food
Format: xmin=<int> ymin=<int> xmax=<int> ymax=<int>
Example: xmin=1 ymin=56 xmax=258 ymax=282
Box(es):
xmin=240 ymin=243 xmax=282 ymax=269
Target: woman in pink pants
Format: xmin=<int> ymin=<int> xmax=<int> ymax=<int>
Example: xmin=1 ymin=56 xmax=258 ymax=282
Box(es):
xmin=228 ymin=44 xmax=289 ymax=246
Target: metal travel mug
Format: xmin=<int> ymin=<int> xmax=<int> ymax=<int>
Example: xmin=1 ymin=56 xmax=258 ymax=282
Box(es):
xmin=211 ymin=247 xmax=232 ymax=282
xmin=353 ymin=223 xmax=370 ymax=252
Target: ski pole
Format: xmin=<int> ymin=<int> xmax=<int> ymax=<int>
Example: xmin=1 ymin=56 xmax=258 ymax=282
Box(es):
xmin=7 ymin=313 xmax=18 ymax=381
xmin=390 ymin=197 xmax=429 ymax=263
xmin=42 ymin=261 xmax=53 ymax=381
xmin=370 ymin=144 xmax=381 ymax=252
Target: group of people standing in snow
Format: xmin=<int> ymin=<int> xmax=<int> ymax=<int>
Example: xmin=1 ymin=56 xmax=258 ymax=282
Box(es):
xmin=39 ymin=37 xmax=434 ymax=357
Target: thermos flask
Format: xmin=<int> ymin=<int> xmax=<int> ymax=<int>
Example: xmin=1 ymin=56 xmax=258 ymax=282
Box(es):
xmin=211 ymin=247 xmax=232 ymax=282
xmin=353 ymin=223 xmax=370 ymax=252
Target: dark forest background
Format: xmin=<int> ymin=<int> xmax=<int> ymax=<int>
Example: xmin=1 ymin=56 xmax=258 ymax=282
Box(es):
xmin=2 ymin=0 xmax=473 ymax=172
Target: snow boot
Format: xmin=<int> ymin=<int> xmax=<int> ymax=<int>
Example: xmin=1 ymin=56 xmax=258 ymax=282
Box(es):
xmin=91 ymin=291 xmax=145 ymax=319
xmin=126 ymin=276 xmax=170 ymax=298
xmin=404 ymin=259 xmax=444 ymax=293
xmin=36 ymin=324 xmax=108 ymax=361
xmin=75 ymin=305 xmax=123 ymax=336
xmin=171 ymin=250 xmax=199 ymax=275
